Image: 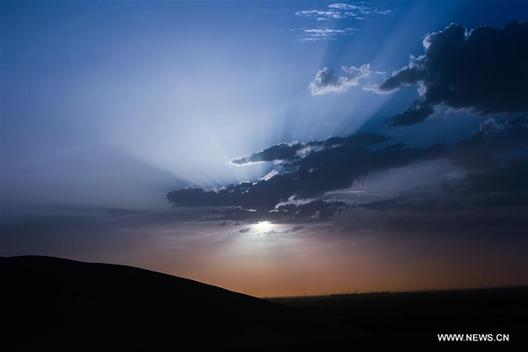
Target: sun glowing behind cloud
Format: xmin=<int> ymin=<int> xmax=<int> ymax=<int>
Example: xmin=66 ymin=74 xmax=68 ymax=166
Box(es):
xmin=251 ymin=221 xmax=275 ymax=234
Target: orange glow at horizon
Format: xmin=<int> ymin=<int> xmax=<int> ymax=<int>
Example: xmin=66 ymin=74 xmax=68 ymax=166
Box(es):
xmin=67 ymin=221 xmax=528 ymax=298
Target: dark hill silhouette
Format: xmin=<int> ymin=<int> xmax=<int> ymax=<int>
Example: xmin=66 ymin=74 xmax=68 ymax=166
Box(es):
xmin=1 ymin=256 xmax=355 ymax=351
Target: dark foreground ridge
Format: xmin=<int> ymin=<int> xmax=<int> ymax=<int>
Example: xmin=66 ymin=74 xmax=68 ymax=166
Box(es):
xmin=2 ymin=256 xmax=527 ymax=350
xmin=1 ymin=256 xmax=355 ymax=351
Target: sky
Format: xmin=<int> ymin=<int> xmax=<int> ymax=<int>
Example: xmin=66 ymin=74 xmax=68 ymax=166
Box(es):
xmin=1 ymin=0 xmax=527 ymax=297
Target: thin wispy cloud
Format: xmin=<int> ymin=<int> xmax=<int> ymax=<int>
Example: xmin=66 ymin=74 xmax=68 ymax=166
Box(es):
xmin=293 ymin=2 xmax=392 ymax=42
xmin=296 ymin=2 xmax=392 ymax=21
xmin=295 ymin=9 xmax=345 ymax=21
xmin=299 ymin=27 xmax=357 ymax=41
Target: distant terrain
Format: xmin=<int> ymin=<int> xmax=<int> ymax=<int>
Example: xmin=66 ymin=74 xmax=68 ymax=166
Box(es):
xmin=271 ymin=286 xmax=528 ymax=345
xmin=2 ymin=256 xmax=527 ymax=350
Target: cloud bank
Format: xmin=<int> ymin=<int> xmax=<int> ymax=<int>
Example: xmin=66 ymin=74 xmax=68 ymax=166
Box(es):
xmin=168 ymin=132 xmax=445 ymax=218
xmin=168 ymin=120 xmax=528 ymax=221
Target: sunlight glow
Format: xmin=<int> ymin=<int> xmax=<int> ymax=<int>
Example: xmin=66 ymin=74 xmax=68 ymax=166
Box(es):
xmin=252 ymin=221 xmax=275 ymax=233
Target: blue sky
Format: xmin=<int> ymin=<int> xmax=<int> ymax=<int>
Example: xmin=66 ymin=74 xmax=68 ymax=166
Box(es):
xmin=2 ymin=0 xmax=525 ymax=210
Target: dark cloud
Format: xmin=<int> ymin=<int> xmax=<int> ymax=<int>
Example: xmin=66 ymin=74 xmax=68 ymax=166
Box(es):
xmin=389 ymin=104 xmax=434 ymax=126
xmin=361 ymin=158 xmax=528 ymax=212
xmin=167 ymin=133 xmax=446 ymax=217
xmin=379 ymin=22 xmax=528 ymax=125
xmin=272 ymin=199 xmax=347 ymax=220
xmin=207 ymin=199 xmax=348 ymax=222
xmin=320 ymin=132 xmax=391 ymax=148
xmin=451 ymin=118 xmax=528 ymax=169
xmin=232 ymin=133 xmax=390 ymax=165
xmin=168 ymin=117 xmax=528 ymax=222
xmin=358 ymin=120 xmax=528 ymax=211
xmin=231 ymin=143 xmax=304 ymax=165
